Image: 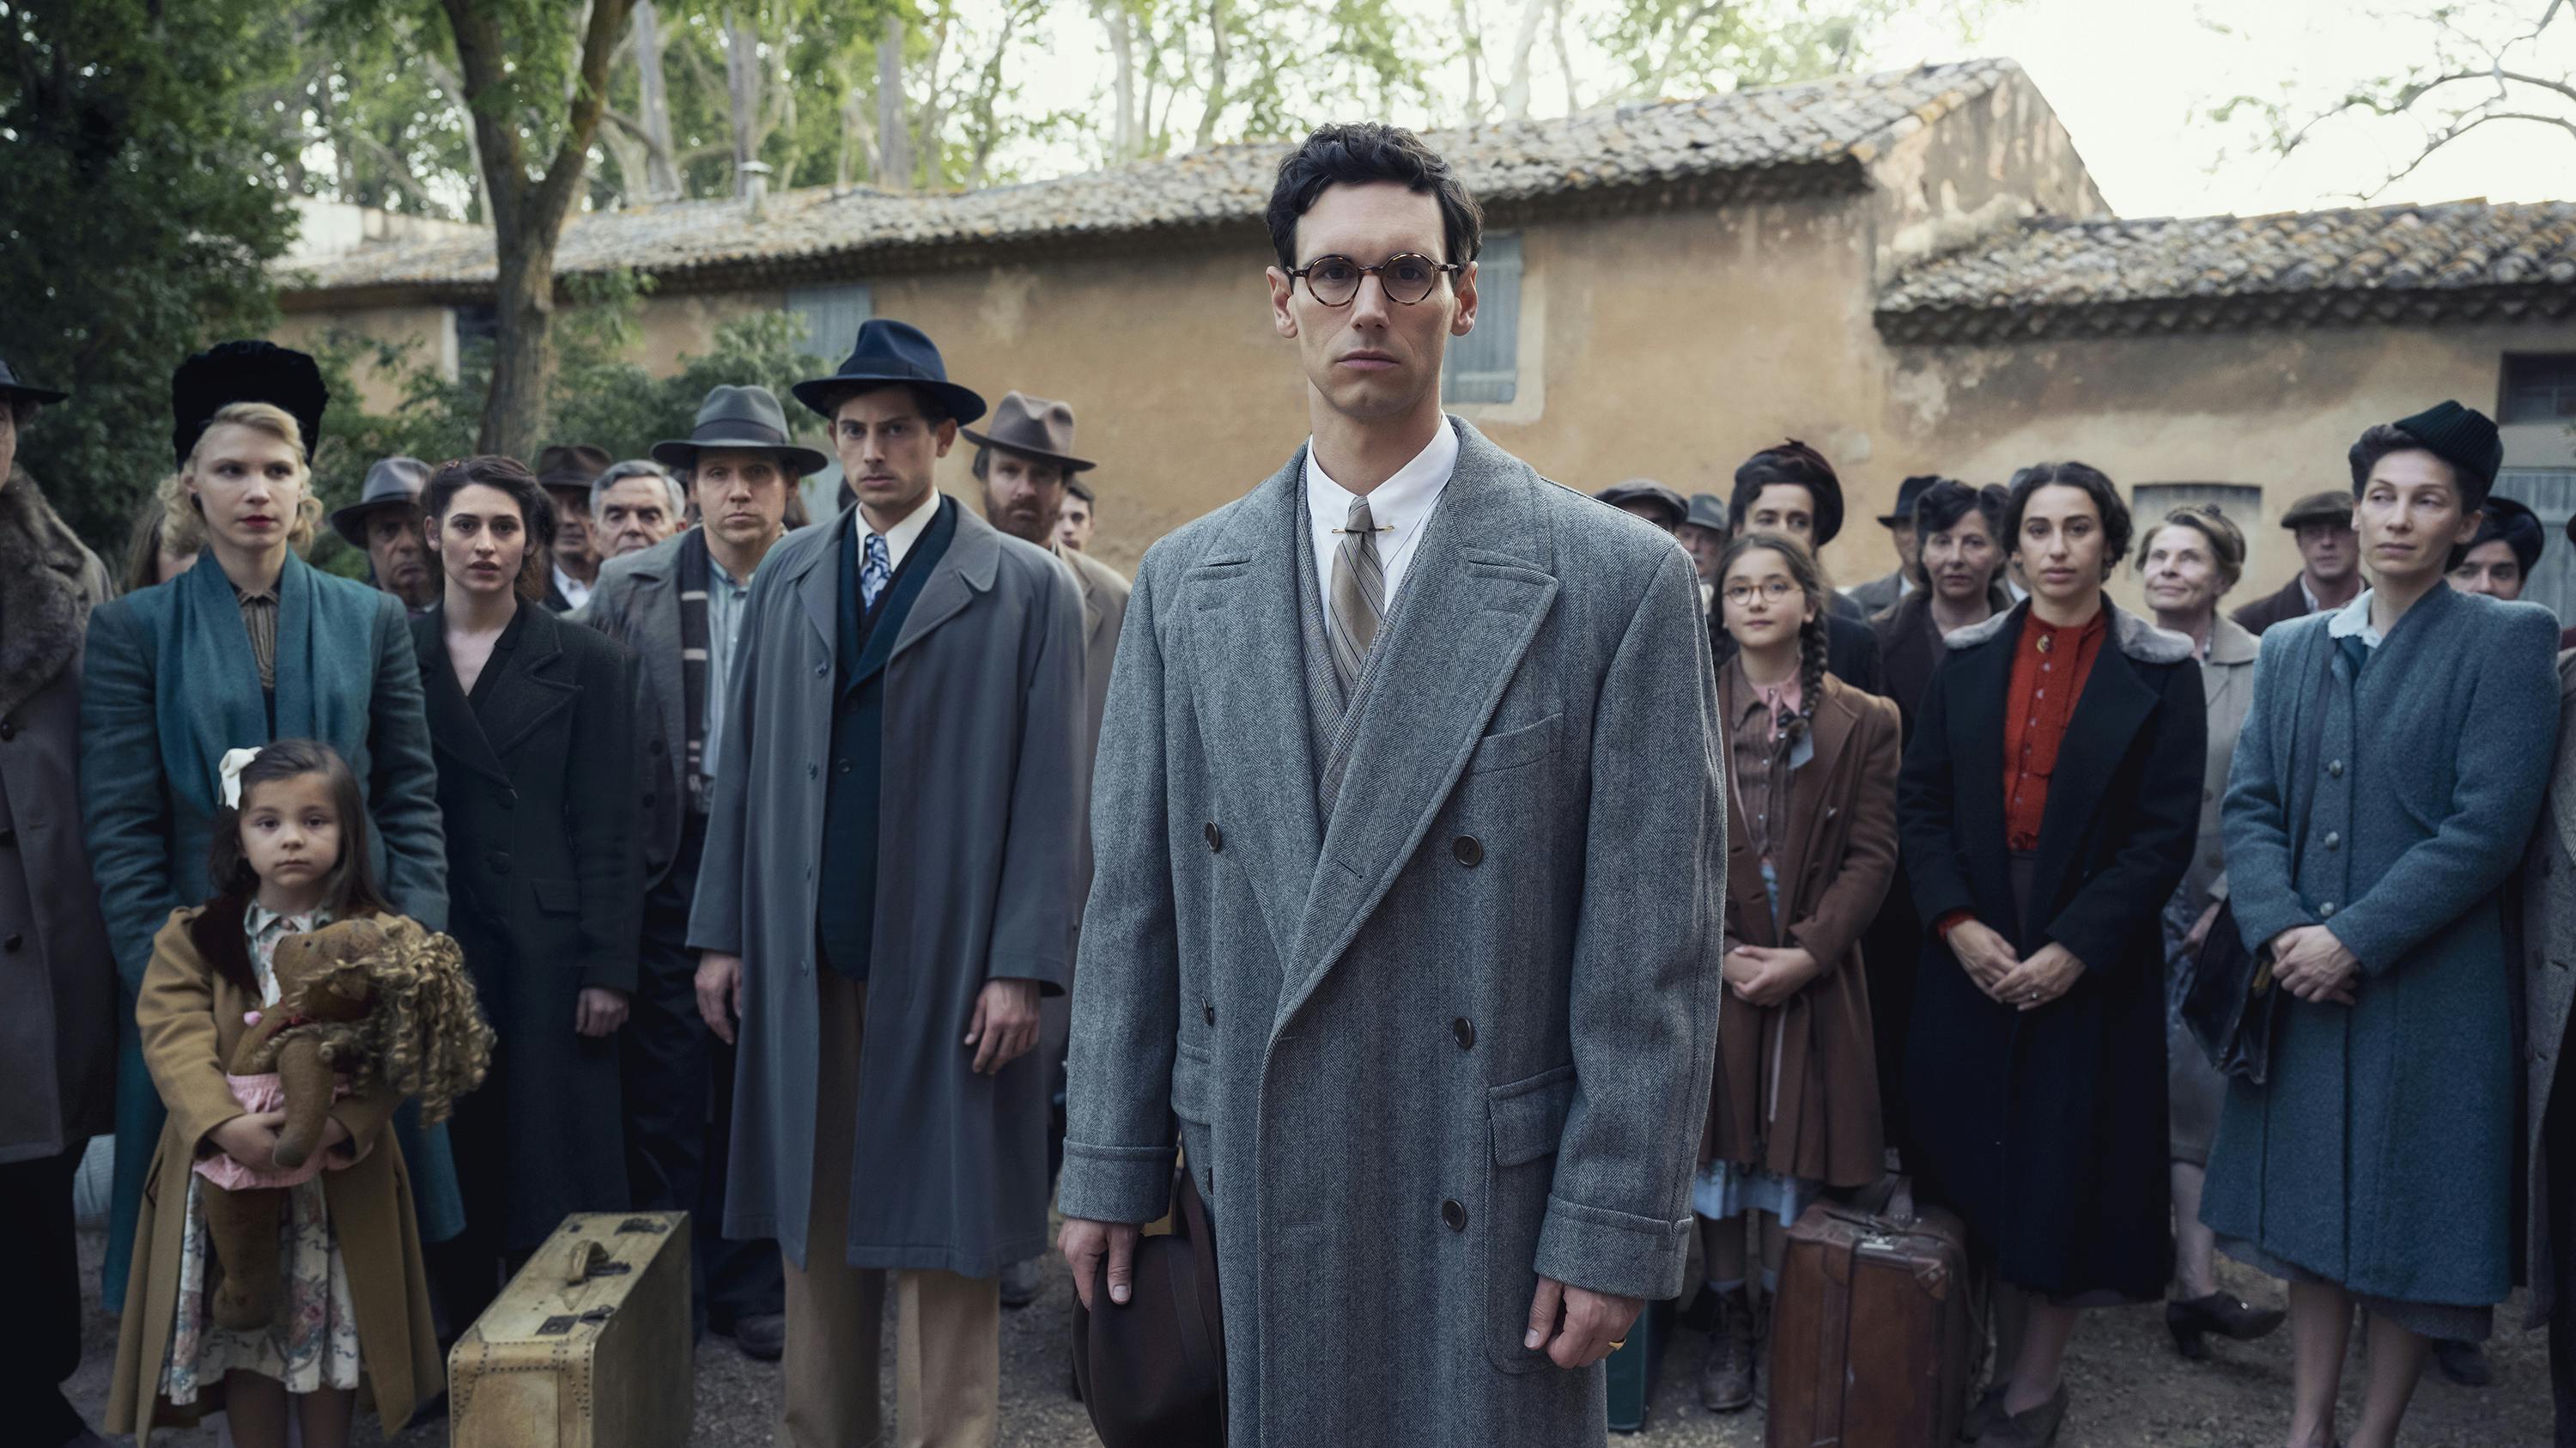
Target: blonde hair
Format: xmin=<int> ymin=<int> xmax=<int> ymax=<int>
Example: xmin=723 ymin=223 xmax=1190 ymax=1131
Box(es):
xmin=179 ymin=401 xmax=322 ymax=554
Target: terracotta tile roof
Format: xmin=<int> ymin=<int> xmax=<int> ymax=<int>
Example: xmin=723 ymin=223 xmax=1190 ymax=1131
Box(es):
xmin=283 ymin=58 xmax=2018 ymax=299
xmin=1877 ymin=201 xmax=2576 ymax=342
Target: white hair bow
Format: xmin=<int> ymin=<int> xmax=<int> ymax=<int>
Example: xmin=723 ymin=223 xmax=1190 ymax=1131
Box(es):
xmin=217 ymin=747 xmax=264 ymax=810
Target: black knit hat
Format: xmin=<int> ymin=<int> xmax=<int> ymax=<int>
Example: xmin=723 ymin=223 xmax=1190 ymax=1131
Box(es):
xmin=2390 ymin=400 xmax=2502 ymax=493
xmin=171 ymin=341 xmax=329 ymax=466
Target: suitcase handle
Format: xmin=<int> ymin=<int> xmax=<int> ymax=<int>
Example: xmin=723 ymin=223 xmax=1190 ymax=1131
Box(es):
xmin=565 ymin=1237 xmax=608 ymax=1286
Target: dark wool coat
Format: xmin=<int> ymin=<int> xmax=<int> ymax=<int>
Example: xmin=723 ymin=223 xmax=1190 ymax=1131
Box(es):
xmin=1059 ymin=423 xmax=1726 ymax=1448
xmin=688 ymin=500 xmax=1085 ymax=1280
xmin=2206 ymin=586 xmax=2558 ymax=1311
xmin=412 ymin=600 xmax=642 ymax=1250
xmin=1899 ymin=601 xmax=2203 ymax=1299
xmin=2229 ymin=574 xmax=2316 ymax=638
xmin=1706 ymin=672 xmax=1898 ymax=1189
xmin=82 ymin=548 xmax=456 ymax=1307
xmin=0 ymin=472 xmax=118 ymax=1165
xmin=2520 ymin=652 xmax=2576 ymax=1328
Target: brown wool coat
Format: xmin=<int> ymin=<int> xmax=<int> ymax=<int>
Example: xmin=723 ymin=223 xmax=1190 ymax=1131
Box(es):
xmin=107 ymin=903 xmax=441 ymax=1445
xmin=1704 ymin=671 xmax=1900 ymax=1189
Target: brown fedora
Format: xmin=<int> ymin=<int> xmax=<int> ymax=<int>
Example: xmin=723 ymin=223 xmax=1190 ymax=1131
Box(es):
xmin=960 ymin=390 xmax=1096 ymax=472
xmin=1072 ymin=1168 xmax=1224 ymax=1447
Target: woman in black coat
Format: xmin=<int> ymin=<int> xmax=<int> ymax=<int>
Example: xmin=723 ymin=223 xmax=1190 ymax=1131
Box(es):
xmin=1899 ymin=464 xmax=2203 ymax=1448
xmin=410 ymin=456 xmax=641 ymax=1322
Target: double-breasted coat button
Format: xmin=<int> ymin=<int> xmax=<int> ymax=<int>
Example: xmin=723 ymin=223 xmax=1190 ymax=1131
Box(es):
xmin=0 ymin=720 xmax=15 ymax=741
xmin=1451 ymin=1018 xmax=1475 ymax=1050
xmin=1202 ymin=1001 xmax=1215 ymax=1026
xmin=1453 ymin=836 xmax=1484 ymax=867
xmin=2327 ymin=759 xmax=2345 ymax=778
xmin=808 ymin=762 xmax=820 ymax=778
xmin=2323 ymin=831 xmax=2341 ymax=850
xmin=2319 ymin=902 xmax=2337 ymax=918
xmin=488 ymin=851 xmax=513 ymax=873
xmin=814 ymin=662 xmax=828 ymax=677
xmin=2 ymin=934 xmax=20 ymax=952
xmin=1205 ymin=823 xmax=1223 ymax=852
xmin=1441 ymin=1199 xmax=1468 ymax=1232
xmin=0 ymin=826 xmax=15 ymax=849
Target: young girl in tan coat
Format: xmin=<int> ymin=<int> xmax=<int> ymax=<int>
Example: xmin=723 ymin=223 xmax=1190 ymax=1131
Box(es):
xmin=107 ymin=740 xmax=454 ymax=1447
xmin=1695 ymin=535 xmax=1901 ymax=1415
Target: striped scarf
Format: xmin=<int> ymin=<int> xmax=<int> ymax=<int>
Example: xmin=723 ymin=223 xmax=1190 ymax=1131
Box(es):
xmin=677 ymin=527 xmax=714 ymax=812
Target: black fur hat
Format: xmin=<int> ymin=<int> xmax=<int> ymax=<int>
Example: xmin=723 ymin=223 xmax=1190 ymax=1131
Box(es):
xmin=171 ymin=341 xmax=328 ymax=466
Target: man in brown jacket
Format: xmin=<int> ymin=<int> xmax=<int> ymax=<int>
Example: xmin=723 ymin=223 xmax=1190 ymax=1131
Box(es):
xmin=2230 ymin=489 xmax=2361 ymax=636
xmin=0 ymin=355 xmax=121 ymax=1448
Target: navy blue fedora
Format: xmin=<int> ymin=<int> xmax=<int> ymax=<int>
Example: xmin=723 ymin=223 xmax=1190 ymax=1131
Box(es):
xmin=791 ymin=319 xmax=987 ymax=426
xmin=0 ymin=355 xmax=66 ymax=407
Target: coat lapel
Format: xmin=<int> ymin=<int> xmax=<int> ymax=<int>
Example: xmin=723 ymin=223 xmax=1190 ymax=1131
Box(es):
xmin=793 ymin=517 xmax=842 ymax=654
xmin=1182 ymin=456 xmax=1325 ymax=966
xmin=889 ymin=498 xmax=998 ymax=667
xmin=1777 ymin=678 xmax=1861 ymax=917
xmin=2026 ymin=611 xmax=2159 ymax=935
xmin=477 ymin=604 xmax=580 ymax=760
xmin=414 ymin=606 xmax=513 ymax=788
xmin=1282 ymin=423 xmax=1559 ymax=1022
xmin=2551 ymin=654 xmax=2576 ymax=868
xmin=270 ymin=555 xmax=319 ymax=738
xmin=176 ymin=554 xmax=270 ymax=802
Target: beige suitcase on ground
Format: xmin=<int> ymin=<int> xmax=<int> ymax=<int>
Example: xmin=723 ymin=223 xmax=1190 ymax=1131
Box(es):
xmin=448 ymin=1211 xmax=695 ymax=1448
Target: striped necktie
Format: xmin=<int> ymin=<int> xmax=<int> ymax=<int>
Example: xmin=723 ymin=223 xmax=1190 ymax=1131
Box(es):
xmin=859 ymin=531 xmax=892 ymax=611
xmin=1330 ymin=494 xmax=1386 ymax=701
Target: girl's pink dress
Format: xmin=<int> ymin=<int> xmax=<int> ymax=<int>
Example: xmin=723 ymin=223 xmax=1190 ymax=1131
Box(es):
xmin=189 ymin=1070 xmax=355 ymax=1189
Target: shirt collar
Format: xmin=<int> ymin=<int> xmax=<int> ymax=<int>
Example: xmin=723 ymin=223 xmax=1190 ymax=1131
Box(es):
xmin=245 ymin=901 xmax=331 ymax=937
xmin=1303 ymin=423 xmax=1461 ymax=543
xmin=860 ymin=487 xmax=944 ymax=572
xmin=2326 ymin=588 xmax=2383 ymax=646
xmin=233 ymin=579 xmax=279 ymax=605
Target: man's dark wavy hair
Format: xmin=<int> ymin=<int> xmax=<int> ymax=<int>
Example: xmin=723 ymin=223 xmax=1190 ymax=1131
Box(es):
xmin=1266 ymin=123 xmax=1485 ymax=272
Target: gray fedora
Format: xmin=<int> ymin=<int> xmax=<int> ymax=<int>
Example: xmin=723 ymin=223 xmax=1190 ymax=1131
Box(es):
xmin=1593 ymin=479 xmax=1686 ymax=532
xmin=329 ymin=455 xmax=430 ymax=547
xmin=652 ymin=385 xmax=829 ymax=477
xmin=960 ymin=390 xmax=1096 ymax=472
xmin=1681 ymin=492 xmax=1729 ymax=533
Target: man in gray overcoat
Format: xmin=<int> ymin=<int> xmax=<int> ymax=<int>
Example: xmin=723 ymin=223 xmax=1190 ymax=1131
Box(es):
xmin=0 ymin=356 xmax=118 ymax=1448
xmin=2525 ymin=642 xmax=2576 ymax=1445
xmin=1058 ymin=125 xmax=1725 ymax=1448
xmin=690 ymin=319 xmax=1085 ymax=1448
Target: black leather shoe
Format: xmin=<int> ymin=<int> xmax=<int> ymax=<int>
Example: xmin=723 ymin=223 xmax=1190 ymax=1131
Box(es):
xmin=2433 ymin=1338 xmax=2493 ymax=1387
xmin=2166 ymin=1292 xmax=2286 ymax=1360
xmin=733 ymin=1311 xmax=786 ymax=1362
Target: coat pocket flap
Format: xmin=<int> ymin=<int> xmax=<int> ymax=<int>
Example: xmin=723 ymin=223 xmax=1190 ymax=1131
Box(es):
xmin=534 ymin=877 xmax=582 ymax=915
xmin=1487 ymin=1064 xmax=1577 ymax=1166
xmin=1468 ymin=712 xmax=1562 ymax=774
xmin=1170 ymin=1040 xmax=1214 ymax=1124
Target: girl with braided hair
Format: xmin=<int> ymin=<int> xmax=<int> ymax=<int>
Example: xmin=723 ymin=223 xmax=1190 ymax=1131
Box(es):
xmin=1692 ymin=533 xmax=1901 ymax=1416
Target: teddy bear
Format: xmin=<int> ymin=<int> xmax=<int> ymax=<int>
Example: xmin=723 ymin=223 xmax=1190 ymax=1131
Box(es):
xmin=201 ymin=915 xmax=494 ymax=1329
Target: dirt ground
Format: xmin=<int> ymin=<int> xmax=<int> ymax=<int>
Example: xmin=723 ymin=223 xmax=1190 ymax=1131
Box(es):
xmin=71 ymin=1227 xmax=2544 ymax=1445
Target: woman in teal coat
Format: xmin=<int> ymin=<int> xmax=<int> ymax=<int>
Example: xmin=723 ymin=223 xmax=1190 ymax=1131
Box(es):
xmin=2207 ymin=403 xmax=2560 ymax=1448
xmin=79 ymin=343 xmax=458 ymax=1311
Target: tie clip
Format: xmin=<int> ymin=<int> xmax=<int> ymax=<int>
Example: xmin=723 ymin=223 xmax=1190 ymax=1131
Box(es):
xmin=1330 ymin=525 xmax=1394 ymax=534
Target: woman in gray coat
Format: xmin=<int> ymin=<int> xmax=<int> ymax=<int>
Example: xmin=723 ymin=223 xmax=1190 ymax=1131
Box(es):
xmin=2134 ymin=507 xmax=2282 ymax=1361
xmin=2207 ymin=405 xmax=2560 ymax=1448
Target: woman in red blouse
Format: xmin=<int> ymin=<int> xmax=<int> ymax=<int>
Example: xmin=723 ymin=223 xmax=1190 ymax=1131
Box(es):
xmin=1897 ymin=464 xmax=2207 ymax=1448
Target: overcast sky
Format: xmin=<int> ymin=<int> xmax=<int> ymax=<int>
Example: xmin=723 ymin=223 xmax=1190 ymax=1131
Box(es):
xmin=1000 ymin=0 xmax=2574 ymax=221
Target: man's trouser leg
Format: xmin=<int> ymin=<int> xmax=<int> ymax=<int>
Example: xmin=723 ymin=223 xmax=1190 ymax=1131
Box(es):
xmin=624 ymin=818 xmax=716 ymax=1333
xmin=781 ymin=970 xmax=999 ymax=1448
xmin=0 ymin=1145 xmax=88 ymax=1446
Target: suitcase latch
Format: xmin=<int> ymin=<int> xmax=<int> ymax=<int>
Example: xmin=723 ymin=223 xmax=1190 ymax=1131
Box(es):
xmin=616 ymin=1216 xmax=665 ymax=1234
xmin=538 ymin=1315 xmax=576 ymax=1336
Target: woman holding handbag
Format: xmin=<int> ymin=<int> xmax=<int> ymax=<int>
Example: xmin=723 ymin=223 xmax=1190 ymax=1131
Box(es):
xmin=2205 ymin=405 xmax=2559 ymax=1448
xmin=2135 ymin=507 xmax=2284 ymax=1360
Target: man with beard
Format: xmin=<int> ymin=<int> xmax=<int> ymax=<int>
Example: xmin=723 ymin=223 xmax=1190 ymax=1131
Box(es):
xmin=580 ymin=386 xmax=827 ymax=1361
xmin=963 ymin=391 xmax=1130 ymax=1310
xmin=591 ymin=459 xmax=688 ymax=562
xmin=328 ymin=455 xmax=435 ymax=613
xmin=536 ymin=443 xmax=611 ymax=611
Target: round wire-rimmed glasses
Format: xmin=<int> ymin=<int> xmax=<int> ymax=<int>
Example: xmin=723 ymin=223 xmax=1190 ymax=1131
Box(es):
xmin=1288 ymin=252 xmax=1463 ymax=307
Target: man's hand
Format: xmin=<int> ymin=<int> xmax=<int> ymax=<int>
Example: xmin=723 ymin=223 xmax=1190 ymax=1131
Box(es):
xmin=696 ymin=952 xmax=744 ymax=1043
xmin=1946 ymin=918 xmax=2018 ymax=997
xmin=574 ymin=986 xmax=630 ymax=1037
xmin=1060 ymin=1218 xmax=1142 ymax=1311
xmin=1992 ymin=942 xmax=2087 ymax=1012
xmin=1524 ymin=1277 xmax=1644 ymax=1369
xmin=2270 ymin=924 xmax=2359 ymax=1006
xmin=966 ymin=978 xmax=1042 ymax=1075
xmin=1728 ymin=945 xmax=1824 ymax=1008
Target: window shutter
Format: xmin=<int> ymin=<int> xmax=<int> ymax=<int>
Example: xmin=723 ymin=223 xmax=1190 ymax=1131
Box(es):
xmin=787 ymin=283 xmax=876 ymax=362
xmin=1443 ymin=234 xmax=1522 ymax=405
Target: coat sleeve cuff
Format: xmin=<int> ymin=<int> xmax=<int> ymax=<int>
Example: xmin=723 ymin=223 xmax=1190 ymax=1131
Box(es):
xmin=1054 ymin=1141 xmax=1176 ymax=1225
xmin=1531 ymin=1196 xmax=1692 ymax=1302
xmin=987 ymin=949 xmax=1070 ymax=994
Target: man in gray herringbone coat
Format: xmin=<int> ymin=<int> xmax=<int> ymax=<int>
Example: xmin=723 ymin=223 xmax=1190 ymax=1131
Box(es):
xmin=1058 ymin=124 xmax=1726 ymax=1448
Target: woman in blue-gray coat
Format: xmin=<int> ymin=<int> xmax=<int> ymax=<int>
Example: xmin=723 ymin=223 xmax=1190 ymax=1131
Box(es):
xmin=2207 ymin=402 xmax=2559 ymax=1448
xmin=79 ymin=343 xmax=458 ymax=1312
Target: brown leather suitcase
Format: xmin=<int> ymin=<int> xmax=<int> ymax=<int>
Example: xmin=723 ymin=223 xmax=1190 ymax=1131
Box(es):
xmin=448 ymin=1211 xmax=695 ymax=1448
xmin=1766 ymin=1183 xmax=1977 ymax=1448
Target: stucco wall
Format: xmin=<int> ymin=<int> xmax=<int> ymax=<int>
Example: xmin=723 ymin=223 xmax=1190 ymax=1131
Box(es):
xmin=274 ymin=303 xmax=455 ymax=416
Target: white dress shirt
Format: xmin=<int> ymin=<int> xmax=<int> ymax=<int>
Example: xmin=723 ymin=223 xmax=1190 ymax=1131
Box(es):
xmin=852 ymin=486 xmax=945 ymax=580
xmin=1303 ymin=423 xmax=1461 ymax=649
xmin=551 ymin=563 xmax=593 ymax=611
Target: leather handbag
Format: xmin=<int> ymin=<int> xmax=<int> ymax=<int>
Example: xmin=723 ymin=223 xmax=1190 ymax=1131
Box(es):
xmin=2182 ymin=642 xmax=2334 ymax=1086
xmin=1072 ymin=1164 xmax=1225 ymax=1448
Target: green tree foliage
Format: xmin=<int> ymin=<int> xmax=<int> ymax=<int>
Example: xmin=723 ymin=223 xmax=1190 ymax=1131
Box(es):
xmin=0 ymin=0 xmax=303 ymax=554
